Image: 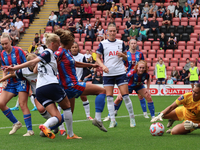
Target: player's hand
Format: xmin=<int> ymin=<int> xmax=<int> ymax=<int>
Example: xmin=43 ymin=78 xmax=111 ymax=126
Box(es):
xmin=103 ymin=66 xmax=109 ymax=73
xmin=2 ymin=66 xmax=14 ymax=73
xmin=92 ymin=64 xmax=99 ymax=68
xmin=150 ymin=113 xmax=164 ymax=122
xmin=2 ymin=81 xmax=7 ymax=89
xmin=184 ymin=120 xmax=199 ymax=130
xmin=116 ymin=52 xmax=124 ymax=58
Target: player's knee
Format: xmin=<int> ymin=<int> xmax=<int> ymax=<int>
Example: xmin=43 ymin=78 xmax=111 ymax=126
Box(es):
xmin=37 ymin=106 xmax=46 ymax=114
xmin=146 ymin=94 xmax=153 ymax=102
xmin=100 ymin=88 xmax=106 ymax=94
xmin=0 ymin=101 xmax=6 ymax=109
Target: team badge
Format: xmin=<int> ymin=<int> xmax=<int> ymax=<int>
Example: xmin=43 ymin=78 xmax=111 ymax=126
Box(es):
xmin=178 ymin=95 xmax=184 ymax=101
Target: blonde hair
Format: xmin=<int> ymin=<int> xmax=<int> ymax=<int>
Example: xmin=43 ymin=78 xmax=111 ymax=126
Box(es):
xmin=26 ymin=53 xmax=37 ymax=61
xmin=54 ymin=29 xmax=74 ymax=46
xmin=44 ymin=33 xmax=60 ymax=46
xmin=107 ymin=23 xmax=116 ymax=30
xmin=1 ymin=32 xmax=11 ymax=41
xmin=134 ymin=60 xmax=148 ymax=73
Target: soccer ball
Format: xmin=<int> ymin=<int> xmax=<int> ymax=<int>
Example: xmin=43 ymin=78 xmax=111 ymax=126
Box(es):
xmin=149 ymin=122 xmax=165 ymax=136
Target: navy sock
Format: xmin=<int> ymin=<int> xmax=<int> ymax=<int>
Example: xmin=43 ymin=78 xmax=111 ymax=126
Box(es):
xmin=3 ymin=108 xmax=18 ymax=124
xmin=95 ymin=94 xmax=106 ymax=112
xmin=148 ymin=102 xmax=155 ymax=117
xmin=50 ymin=114 xmax=64 ymax=130
xmin=139 ymin=98 xmax=147 ymax=112
xmin=24 ymin=114 xmax=32 ymax=130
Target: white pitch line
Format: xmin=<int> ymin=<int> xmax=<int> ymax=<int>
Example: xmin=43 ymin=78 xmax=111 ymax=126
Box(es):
xmin=0 ymin=112 xmax=159 ymax=130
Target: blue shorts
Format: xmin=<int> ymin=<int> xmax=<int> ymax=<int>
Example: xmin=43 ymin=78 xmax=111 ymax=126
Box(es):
xmin=103 ymin=74 xmax=128 ymax=87
xmin=65 ymin=82 xmax=86 ymax=99
xmin=157 ymin=78 xmax=165 ymax=83
xmin=4 ymin=80 xmax=29 ymax=95
xmin=190 ymin=81 xmax=199 ymax=84
xmin=36 ymin=83 xmax=67 ymax=107
xmin=128 ymin=85 xmax=145 ymax=94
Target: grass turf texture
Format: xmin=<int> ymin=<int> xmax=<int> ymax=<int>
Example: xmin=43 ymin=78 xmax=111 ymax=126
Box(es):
xmin=0 ymin=95 xmax=199 ymax=150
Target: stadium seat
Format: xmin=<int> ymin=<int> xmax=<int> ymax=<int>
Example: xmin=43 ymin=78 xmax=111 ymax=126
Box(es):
xmin=189 ymin=17 xmax=197 ymax=26
xmin=190 ymin=33 xmax=198 ymax=42
xmin=147 ymin=33 xmax=155 ymax=41
xmin=176 ymin=82 xmax=184 ymax=85
xmin=148 ymin=50 xmax=156 ymax=59
xmin=152 ymin=41 xmax=159 ymax=50
xmin=177 ymin=25 xmax=184 ymax=34
xmin=80 ymin=49 xmax=86 ymax=54
xmin=93 ymin=41 xmax=100 ymax=46
xmin=143 ymin=41 xmax=151 ymax=50
xmin=74 ymin=33 xmax=80 ymax=40
xmin=174 ymin=49 xmax=182 ymax=58
xmin=180 ymin=17 xmax=188 ymax=26
xmin=185 ymin=25 xmax=193 ymax=34
xmin=163 ymin=58 xmax=170 ymax=66
xmin=45 ymin=26 xmax=53 ymax=33
xmin=170 ymin=58 xmax=178 ymax=66
xmin=165 ymin=49 xmax=173 ymax=58
xmin=176 ymin=66 xmax=183 ymax=71
xmin=168 ymin=25 xmax=175 ymax=33
xmin=179 ymin=58 xmax=187 ymax=67
xmin=194 ymin=25 xmax=200 ymax=34
xmin=156 ymin=18 xmax=163 ymax=26
xmin=191 ymin=49 xmax=199 ymax=58
xmin=137 ymin=41 xmax=143 ymax=49
xmin=23 ymin=19 xmax=30 ymax=28
xmin=172 ymin=18 xmax=180 ymax=26
xmin=167 ymin=66 xmax=173 ymax=75
xmin=116 ymin=34 xmax=122 ymax=40
xmin=148 ymin=66 xmax=155 ymax=76
xmin=85 ymin=41 xmax=92 ymax=46
xmin=146 ymin=58 xmax=152 ymax=67
xmin=186 ymin=41 xmax=194 ymax=50
xmin=160 ymin=26 xmax=167 ymax=34
xmin=100 ymin=18 xmax=106 ymax=25
xmin=175 ymin=33 xmax=180 ymax=42
xmin=182 ymin=50 xmax=191 ymax=58
xmin=93 ymin=46 xmax=98 ymax=51
xmin=181 ymin=33 xmax=190 ymax=42
xmin=195 ymin=41 xmax=200 ymax=49
xmin=190 ymin=58 xmax=197 ymax=64
xmin=157 ymin=50 xmax=164 ymax=58
xmin=165 ymin=33 xmax=170 ymax=41
xmin=152 ymin=58 xmax=159 ymax=67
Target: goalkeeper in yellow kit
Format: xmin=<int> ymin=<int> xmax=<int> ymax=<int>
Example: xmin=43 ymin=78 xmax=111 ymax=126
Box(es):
xmin=151 ymin=83 xmax=200 ymax=135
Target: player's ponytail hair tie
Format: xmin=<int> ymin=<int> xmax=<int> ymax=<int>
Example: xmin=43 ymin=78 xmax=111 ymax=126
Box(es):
xmin=54 ymin=29 xmax=74 ymax=46
xmin=44 ymin=33 xmax=60 ymax=46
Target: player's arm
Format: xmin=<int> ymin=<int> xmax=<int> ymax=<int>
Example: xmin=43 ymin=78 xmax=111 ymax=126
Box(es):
xmin=117 ymin=51 xmax=127 ymax=61
xmin=0 ymin=73 xmax=16 ymax=82
xmin=75 ymin=61 xmax=98 ymax=68
xmin=96 ymin=53 xmax=109 ymax=73
xmin=127 ymin=69 xmax=134 ymax=78
xmin=33 ymin=64 xmax=38 ymax=74
xmin=146 ymin=77 xmax=150 ymax=90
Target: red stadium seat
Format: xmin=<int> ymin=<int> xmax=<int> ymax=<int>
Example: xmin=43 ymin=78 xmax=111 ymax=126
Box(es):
xmin=80 ymin=49 xmax=86 ymax=54
xmin=85 ymin=46 xmax=92 ymax=50
xmin=170 ymin=58 xmax=178 ymax=66
xmin=152 ymin=58 xmax=159 ymax=67
xmin=163 ymin=58 xmax=170 ymax=65
xmin=140 ymin=50 xmax=147 ymax=58
xmin=143 ymin=41 xmax=151 ymax=50
xmin=85 ymin=41 xmax=92 ymax=46
xmin=176 ymin=82 xmax=184 ymax=85
xmin=176 ymin=66 xmax=183 ymax=71
xmin=189 ymin=17 xmax=197 ymax=26
xmin=179 ymin=58 xmax=187 ymax=67
xmin=120 ymin=0 xmax=126 ymax=4
xmin=152 ymin=41 xmax=159 ymax=50
xmin=167 ymin=66 xmax=173 ymax=75
xmin=45 ymin=26 xmax=53 ymax=33
xmin=116 ymin=34 xmax=122 ymax=40
xmin=137 ymin=41 xmax=143 ymax=49
xmin=91 ymin=3 xmax=98 ymax=8
xmin=146 ymin=58 xmax=152 ymax=67
xmin=178 ymin=41 xmax=186 ymax=50
xmin=181 ymin=17 xmax=188 ymax=26
xmin=190 ymin=58 xmax=197 ymax=64
xmin=186 ymin=41 xmax=194 ymax=50
xmin=191 ymin=49 xmax=199 ymax=58
xmin=74 ymin=33 xmax=80 ymax=39
xmin=164 ymin=3 xmax=170 ymax=7
xmin=148 ymin=66 xmax=155 ymax=76
xmin=182 ymin=49 xmax=191 ymax=58
xmin=156 ymin=18 xmax=163 ymax=26
xmin=134 ymin=0 xmax=141 ymax=4
xmin=157 ymin=50 xmax=164 ymax=58
xmin=194 ymin=25 xmax=200 ymax=34
xmin=190 ymin=33 xmax=198 ymax=42
xmin=148 ymin=50 xmax=156 ymax=59
xmin=174 ymin=49 xmax=182 ymax=58
xmin=23 ymin=19 xmax=30 ymax=28
xmin=172 ymin=18 xmax=180 ymax=26
xmin=195 ymin=41 xmax=200 ymax=49
xmin=165 ymin=49 xmax=173 ymax=58
xmin=93 ymin=41 xmax=100 ymax=46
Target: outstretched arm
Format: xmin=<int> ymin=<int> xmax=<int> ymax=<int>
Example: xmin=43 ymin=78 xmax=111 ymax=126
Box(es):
xmin=0 ymin=73 xmax=16 ymax=83
xmin=75 ymin=61 xmax=98 ymax=68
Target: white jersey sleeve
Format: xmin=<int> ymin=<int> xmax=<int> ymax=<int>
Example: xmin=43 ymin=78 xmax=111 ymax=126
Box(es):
xmin=72 ymin=53 xmax=85 ymax=81
xmin=96 ymin=39 xmax=126 ymax=76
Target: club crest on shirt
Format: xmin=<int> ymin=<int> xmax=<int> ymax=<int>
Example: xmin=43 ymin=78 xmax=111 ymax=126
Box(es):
xmin=178 ymin=95 xmax=184 ymax=101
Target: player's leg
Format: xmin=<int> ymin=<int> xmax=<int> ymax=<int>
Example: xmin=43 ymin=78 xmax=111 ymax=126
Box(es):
xmin=171 ymin=122 xmax=190 ymax=135
xmin=69 ymin=98 xmax=75 ymax=114
xmin=81 ymin=83 xmax=107 ymax=131
xmin=18 ymin=91 xmax=34 ymax=136
xmin=118 ymin=83 xmax=136 ymax=128
xmin=35 ymin=98 xmax=51 ymax=119
xmin=57 ymin=104 xmax=66 ymax=136
xmin=113 ymin=91 xmax=123 ymax=115
xmin=137 ymin=94 xmax=148 ymax=118
xmin=0 ymin=91 xmax=22 ymax=134
xmin=137 ymin=88 xmax=155 ymax=118
xmin=80 ymin=95 xmax=93 ymax=120
xmin=30 ymin=94 xmax=37 ymax=111
xmin=10 ymin=98 xmax=19 ymax=111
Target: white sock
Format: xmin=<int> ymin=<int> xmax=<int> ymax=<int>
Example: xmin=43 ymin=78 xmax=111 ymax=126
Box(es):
xmin=63 ymin=108 xmax=74 ymax=137
xmin=40 ymin=110 xmax=51 ymax=120
xmin=143 ymin=112 xmax=147 ymax=116
xmin=158 ymin=84 xmax=161 ymax=94
xmin=57 ymin=105 xmax=65 ymax=130
xmin=15 ymin=99 xmax=19 ymax=107
xmin=43 ymin=116 xmax=59 ymax=128
xmin=107 ymin=96 xmax=115 ymax=122
xmin=83 ymin=100 xmax=90 ymax=118
xmin=123 ymin=95 xmax=135 ymax=119
xmin=57 ymin=105 xmax=62 ymax=113
xmin=163 ymin=84 xmax=166 ymax=94
xmin=30 ymin=95 xmax=36 ymax=107
xmin=95 ymin=112 xmax=101 ymax=122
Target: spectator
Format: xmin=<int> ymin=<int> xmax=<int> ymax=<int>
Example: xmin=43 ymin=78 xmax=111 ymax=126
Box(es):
xmin=180 ymin=0 xmax=187 ymax=7
xmin=3 ymin=25 xmax=11 ymax=33
xmin=16 ymin=0 xmax=24 ymax=12
xmin=124 ymin=17 xmax=132 ymax=34
xmin=124 ymin=40 xmax=129 ymax=50
xmin=157 ymin=2 xmax=165 ymax=18
xmin=18 ymin=3 xmax=26 ymax=21
xmin=56 ymin=11 xmax=65 ymax=27
xmin=135 ymin=16 xmax=141 ymax=33
xmin=128 ymin=24 xmax=138 ymax=40
xmin=116 ymin=3 xmax=124 ymax=20
xmin=96 ymin=25 xmax=105 ymax=41
xmin=104 ymin=0 xmax=113 ymax=11
xmin=28 ymin=41 xmax=37 ymax=53
xmin=159 ymin=32 xmax=167 ymax=50
xmin=74 ymin=0 xmax=83 ymax=8
xmin=79 ymin=4 xmax=86 ymax=20
xmin=86 ymin=0 xmax=92 ymax=5
xmin=63 ymin=3 xmax=71 ymax=19
xmin=108 ymin=17 xmax=116 ymax=26
xmin=33 ymin=48 xmax=40 ymax=56
xmin=84 ymin=3 xmax=93 ymax=19
xmin=188 ymin=0 xmax=194 ymax=10
xmin=149 ymin=0 xmax=158 ymax=17
xmin=9 ymin=4 xmax=18 ymax=19
xmin=149 ymin=16 xmax=159 ymax=34
xmin=183 ymin=2 xmax=192 ymax=18
xmin=192 ymin=4 xmax=199 ymax=19
xmin=76 ymin=19 xmax=84 ymax=36
xmin=105 ymin=2 xmax=117 ymax=19
xmin=84 ymin=49 xmax=92 ymax=61
xmin=93 ymin=17 xmax=101 ymax=32
xmin=83 ymin=66 xmax=92 ymax=82
xmin=97 ymin=0 xmax=106 ymax=12
xmin=137 ymin=26 xmax=146 ymax=41
xmin=124 ymin=5 xmax=133 ymax=18
xmin=141 ymin=2 xmax=150 ymax=19
xmin=34 ymin=33 xmax=40 ymax=44
xmin=189 ymin=62 xmax=199 ymax=89
xmin=180 ymin=69 xmax=189 ymax=84
xmin=171 ymin=66 xmax=179 ymax=82
xmin=14 ymin=17 xmax=24 ymax=33
xmin=175 ymin=1 xmax=183 ymax=20
xmin=46 ymin=11 xmax=57 ymax=28
xmin=0 ymin=18 xmax=10 ymax=29
xmin=167 ymin=1 xmax=175 ymax=17
xmin=184 ymin=58 xmax=191 ymax=73
xmin=11 ymin=14 xmax=17 ymax=26
xmin=135 ymin=6 xmax=141 ymax=17
xmin=58 ymin=0 xmax=68 ymax=9
xmin=25 ymin=4 xmax=34 ymax=23
xmin=32 ymin=0 xmax=41 ymax=15
xmin=142 ymin=16 xmax=150 ymax=32
xmin=53 ymin=25 xmax=61 ymax=33
xmin=167 ymin=32 xmax=177 ymax=49
xmin=167 ymin=75 xmax=174 ymax=84
xmin=67 ymin=17 xmax=76 ymax=32
xmin=10 ymin=26 xmax=20 ymax=45
xmin=162 ymin=9 xmax=172 ymax=26
xmin=70 ymin=5 xmax=78 ymax=19
xmin=85 ymin=19 xmax=91 ymax=32
xmin=37 ymin=43 xmax=44 ymax=54
xmin=0 ymin=11 xmax=8 ymax=22
xmin=85 ymin=25 xmax=95 ymax=43
xmin=92 ymin=71 xmax=103 ymax=84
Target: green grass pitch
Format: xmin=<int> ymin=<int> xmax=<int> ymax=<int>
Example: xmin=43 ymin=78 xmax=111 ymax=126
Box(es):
xmin=0 ymin=95 xmax=200 ymax=150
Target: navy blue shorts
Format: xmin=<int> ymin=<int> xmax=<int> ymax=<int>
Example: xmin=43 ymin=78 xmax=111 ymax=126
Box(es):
xmin=36 ymin=83 xmax=67 ymax=107
xmin=157 ymin=78 xmax=165 ymax=83
xmin=103 ymin=74 xmax=128 ymax=87
xmin=128 ymin=85 xmax=145 ymax=94
xmin=65 ymin=82 xmax=86 ymax=99
xmin=190 ymin=81 xmax=199 ymax=84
